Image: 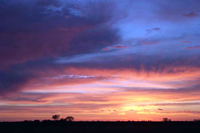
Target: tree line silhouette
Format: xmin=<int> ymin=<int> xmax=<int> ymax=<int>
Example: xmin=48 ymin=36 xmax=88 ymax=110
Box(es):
xmin=1 ymin=115 xmax=200 ymax=133
xmin=52 ymin=115 xmax=74 ymax=122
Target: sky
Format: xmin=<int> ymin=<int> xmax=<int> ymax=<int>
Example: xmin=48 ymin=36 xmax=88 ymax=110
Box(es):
xmin=0 ymin=0 xmax=200 ymax=122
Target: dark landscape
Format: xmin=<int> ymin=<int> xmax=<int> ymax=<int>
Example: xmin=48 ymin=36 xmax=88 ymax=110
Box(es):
xmin=1 ymin=121 xmax=200 ymax=133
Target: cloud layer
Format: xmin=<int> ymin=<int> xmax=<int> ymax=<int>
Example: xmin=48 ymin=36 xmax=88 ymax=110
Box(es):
xmin=0 ymin=0 xmax=200 ymax=121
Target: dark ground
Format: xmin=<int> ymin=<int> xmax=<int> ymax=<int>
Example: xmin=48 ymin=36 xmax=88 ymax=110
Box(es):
xmin=0 ymin=121 xmax=200 ymax=133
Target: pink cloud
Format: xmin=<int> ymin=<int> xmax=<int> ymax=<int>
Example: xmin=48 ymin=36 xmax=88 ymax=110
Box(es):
xmin=180 ymin=41 xmax=191 ymax=43
xmin=103 ymin=48 xmax=110 ymax=51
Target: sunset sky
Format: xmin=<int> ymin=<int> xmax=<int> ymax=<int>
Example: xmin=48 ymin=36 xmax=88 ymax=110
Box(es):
xmin=0 ymin=0 xmax=200 ymax=122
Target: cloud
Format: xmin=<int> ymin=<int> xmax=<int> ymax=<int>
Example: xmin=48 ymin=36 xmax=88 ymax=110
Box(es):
xmin=0 ymin=62 xmax=118 ymax=95
xmin=141 ymin=39 xmax=159 ymax=45
xmin=183 ymin=12 xmax=198 ymax=17
xmin=180 ymin=41 xmax=191 ymax=43
xmin=149 ymin=0 xmax=200 ymax=23
xmin=153 ymin=102 xmax=200 ymax=106
xmin=1 ymin=44 xmax=198 ymax=96
xmin=158 ymin=108 xmax=163 ymax=111
xmin=185 ymin=46 xmax=200 ymax=49
xmin=0 ymin=0 xmax=121 ymax=69
xmin=146 ymin=28 xmax=161 ymax=35
xmin=103 ymin=48 xmax=110 ymax=51
xmin=102 ymin=45 xmax=127 ymax=51
xmin=0 ymin=69 xmax=34 ymax=96
xmin=153 ymin=28 xmax=161 ymax=31
xmin=36 ymin=0 xmax=61 ymax=7
xmin=159 ymin=110 xmax=200 ymax=115
xmin=110 ymin=46 xmax=127 ymax=49
xmin=58 ymin=52 xmax=200 ymax=74
xmin=1 ymin=0 xmax=200 ymax=97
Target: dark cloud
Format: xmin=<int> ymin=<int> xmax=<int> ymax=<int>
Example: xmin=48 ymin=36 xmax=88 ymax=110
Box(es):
xmin=183 ymin=12 xmax=198 ymax=17
xmin=1 ymin=46 xmax=199 ymax=96
xmin=0 ymin=0 xmax=120 ymax=69
xmin=36 ymin=0 xmax=61 ymax=7
xmin=68 ymin=25 xmax=119 ymax=54
xmin=158 ymin=108 xmax=164 ymax=111
xmin=110 ymin=46 xmax=127 ymax=49
xmin=62 ymin=52 xmax=200 ymax=73
xmin=146 ymin=28 xmax=160 ymax=35
xmin=102 ymin=45 xmax=127 ymax=51
xmin=153 ymin=0 xmax=200 ymax=22
xmin=0 ymin=69 xmax=34 ymax=96
xmin=0 ymin=59 xmax=115 ymax=95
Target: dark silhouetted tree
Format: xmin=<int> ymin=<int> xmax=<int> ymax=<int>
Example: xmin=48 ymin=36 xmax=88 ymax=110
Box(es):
xmin=52 ymin=115 xmax=60 ymax=120
xmin=34 ymin=120 xmax=40 ymax=123
xmin=163 ymin=118 xmax=168 ymax=122
xmin=65 ymin=116 xmax=74 ymax=122
xmin=163 ymin=118 xmax=171 ymax=122
xmin=59 ymin=118 xmax=65 ymax=121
